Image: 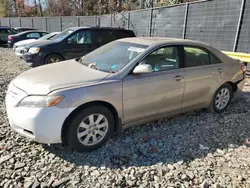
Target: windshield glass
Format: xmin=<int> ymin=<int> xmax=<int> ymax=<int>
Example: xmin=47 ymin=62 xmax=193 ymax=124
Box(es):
xmin=8 ymin=28 xmax=17 ymax=34
xmin=38 ymin=32 xmax=59 ymax=40
xmin=81 ymin=41 xmax=148 ymax=73
xmin=50 ymin=29 xmax=75 ymax=42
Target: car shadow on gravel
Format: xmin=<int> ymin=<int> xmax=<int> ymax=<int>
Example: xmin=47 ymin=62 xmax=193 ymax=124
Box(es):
xmin=43 ymin=89 xmax=250 ymax=169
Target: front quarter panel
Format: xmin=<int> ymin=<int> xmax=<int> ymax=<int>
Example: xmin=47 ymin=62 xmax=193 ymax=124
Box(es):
xmin=49 ymin=79 xmax=123 ymax=121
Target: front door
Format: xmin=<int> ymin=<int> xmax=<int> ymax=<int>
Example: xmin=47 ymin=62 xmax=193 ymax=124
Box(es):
xmin=63 ymin=30 xmax=92 ymax=60
xmin=122 ymin=46 xmax=185 ymax=123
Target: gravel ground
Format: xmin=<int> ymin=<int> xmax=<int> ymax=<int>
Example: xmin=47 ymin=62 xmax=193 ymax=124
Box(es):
xmin=1 ymin=47 xmax=250 ymax=188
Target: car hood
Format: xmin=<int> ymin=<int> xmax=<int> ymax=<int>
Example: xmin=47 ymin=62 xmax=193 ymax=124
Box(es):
xmin=25 ymin=39 xmax=56 ymax=48
xmin=12 ymin=59 xmax=110 ymax=95
xmin=14 ymin=39 xmax=37 ymax=47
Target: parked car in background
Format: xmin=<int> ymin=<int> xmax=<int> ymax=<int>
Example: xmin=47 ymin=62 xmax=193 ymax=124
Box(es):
xmin=5 ymin=37 xmax=246 ymax=151
xmin=0 ymin=26 xmax=17 ymax=45
xmin=13 ymin=32 xmax=61 ymax=57
xmin=21 ymin=27 xmax=136 ymax=67
xmin=7 ymin=30 xmax=49 ymax=47
xmin=13 ymin=27 xmax=38 ymax=33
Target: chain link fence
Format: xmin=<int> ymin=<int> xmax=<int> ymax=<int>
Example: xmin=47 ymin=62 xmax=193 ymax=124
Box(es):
xmin=0 ymin=0 xmax=249 ymax=52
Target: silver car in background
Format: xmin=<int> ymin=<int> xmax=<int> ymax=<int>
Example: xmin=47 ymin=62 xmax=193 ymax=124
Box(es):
xmin=5 ymin=37 xmax=246 ymax=151
xmin=13 ymin=32 xmax=61 ymax=57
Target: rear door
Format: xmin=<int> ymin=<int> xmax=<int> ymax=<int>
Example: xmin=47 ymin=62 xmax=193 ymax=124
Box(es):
xmin=62 ymin=29 xmax=92 ymax=60
xmin=182 ymin=46 xmax=225 ymax=108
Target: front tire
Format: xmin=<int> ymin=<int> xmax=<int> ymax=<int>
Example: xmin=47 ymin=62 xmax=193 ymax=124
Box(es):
xmin=44 ymin=54 xmax=63 ymax=65
xmin=65 ymin=105 xmax=115 ymax=152
xmin=208 ymin=83 xmax=233 ymax=113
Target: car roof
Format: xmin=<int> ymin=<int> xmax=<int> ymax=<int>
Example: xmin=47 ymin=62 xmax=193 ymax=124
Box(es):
xmin=14 ymin=27 xmax=37 ymax=29
xmin=15 ymin=30 xmax=48 ymax=35
xmin=68 ymin=26 xmax=131 ymax=31
xmin=0 ymin=26 xmax=12 ymax=29
xmin=117 ymin=37 xmax=209 ymax=46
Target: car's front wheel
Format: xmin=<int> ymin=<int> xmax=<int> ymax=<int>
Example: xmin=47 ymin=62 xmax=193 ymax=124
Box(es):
xmin=44 ymin=54 xmax=63 ymax=65
xmin=208 ymin=83 xmax=233 ymax=113
xmin=65 ymin=105 xmax=115 ymax=152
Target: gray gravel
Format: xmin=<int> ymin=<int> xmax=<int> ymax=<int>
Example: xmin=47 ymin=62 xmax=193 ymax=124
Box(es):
xmin=1 ymin=47 xmax=250 ymax=187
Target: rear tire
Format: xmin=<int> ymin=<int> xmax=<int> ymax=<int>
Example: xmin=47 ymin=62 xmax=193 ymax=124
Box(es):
xmin=44 ymin=54 xmax=63 ymax=65
xmin=208 ymin=83 xmax=233 ymax=113
xmin=65 ymin=105 xmax=115 ymax=152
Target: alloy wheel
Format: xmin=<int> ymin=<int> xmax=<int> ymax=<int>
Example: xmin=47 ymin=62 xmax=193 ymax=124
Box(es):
xmin=48 ymin=57 xmax=60 ymax=63
xmin=215 ymin=88 xmax=230 ymax=110
xmin=77 ymin=114 xmax=109 ymax=146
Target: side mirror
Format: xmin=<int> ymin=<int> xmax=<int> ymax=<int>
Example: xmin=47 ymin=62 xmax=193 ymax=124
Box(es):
xmin=133 ymin=64 xmax=152 ymax=74
xmin=68 ymin=38 xmax=73 ymax=44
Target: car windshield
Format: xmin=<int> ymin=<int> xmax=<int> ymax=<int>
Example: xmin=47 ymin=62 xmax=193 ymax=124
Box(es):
xmin=8 ymin=28 xmax=18 ymax=34
xmin=51 ymin=29 xmax=75 ymax=42
xmin=80 ymin=41 xmax=148 ymax=73
xmin=38 ymin=32 xmax=59 ymax=40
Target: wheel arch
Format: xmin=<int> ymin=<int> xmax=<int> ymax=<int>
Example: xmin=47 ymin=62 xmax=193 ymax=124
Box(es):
xmin=61 ymin=100 xmax=122 ymax=143
xmin=42 ymin=52 xmax=65 ymax=64
xmin=223 ymin=81 xmax=237 ymax=93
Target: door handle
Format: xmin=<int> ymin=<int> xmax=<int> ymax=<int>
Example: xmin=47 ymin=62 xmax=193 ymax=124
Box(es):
xmin=173 ymin=75 xmax=184 ymax=81
xmin=217 ymin=68 xmax=223 ymax=73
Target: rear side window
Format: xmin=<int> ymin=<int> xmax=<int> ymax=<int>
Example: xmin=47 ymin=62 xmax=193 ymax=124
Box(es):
xmin=116 ymin=30 xmax=135 ymax=38
xmin=210 ymin=52 xmax=222 ymax=64
xmin=184 ymin=46 xmax=210 ymax=67
xmin=0 ymin=29 xmax=8 ymax=33
xmin=41 ymin=32 xmax=48 ymax=36
xmin=92 ymin=30 xmax=116 ymax=44
xmin=26 ymin=32 xmax=40 ymax=38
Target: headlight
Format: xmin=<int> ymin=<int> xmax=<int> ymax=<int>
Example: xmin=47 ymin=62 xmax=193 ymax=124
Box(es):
xmin=18 ymin=96 xmax=64 ymax=108
xmin=28 ymin=47 xmax=40 ymax=54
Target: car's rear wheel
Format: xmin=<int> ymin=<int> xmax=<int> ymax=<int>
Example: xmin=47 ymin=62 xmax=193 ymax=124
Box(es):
xmin=208 ymin=83 xmax=233 ymax=113
xmin=65 ymin=105 xmax=115 ymax=152
xmin=44 ymin=54 xmax=63 ymax=65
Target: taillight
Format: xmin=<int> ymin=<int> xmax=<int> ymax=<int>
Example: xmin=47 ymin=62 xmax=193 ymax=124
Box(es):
xmin=8 ymin=36 xmax=13 ymax=41
xmin=241 ymin=63 xmax=246 ymax=73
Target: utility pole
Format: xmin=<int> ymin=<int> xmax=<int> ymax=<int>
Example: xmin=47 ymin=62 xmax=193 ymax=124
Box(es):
xmin=38 ymin=0 xmax=43 ymax=17
xmin=81 ymin=0 xmax=84 ymax=15
xmin=150 ymin=0 xmax=154 ymax=8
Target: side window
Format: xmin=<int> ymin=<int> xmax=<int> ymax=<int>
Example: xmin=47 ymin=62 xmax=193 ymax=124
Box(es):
xmin=210 ymin=53 xmax=221 ymax=64
xmin=67 ymin=30 xmax=92 ymax=44
xmin=41 ymin=32 xmax=48 ymax=36
xmin=143 ymin=46 xmax=179 ymax=72
xmin=116 ymin=30 xmax=135 ymax=39
xmin=0 ymin=29 xmax=8 ymax=33
xmin=184 ymin=46 xmax=210 ymax=67
xmin=92 ymin=30 xmax=116 ymax=44
xmin=26 ymin=32 xmax=40 ymax=38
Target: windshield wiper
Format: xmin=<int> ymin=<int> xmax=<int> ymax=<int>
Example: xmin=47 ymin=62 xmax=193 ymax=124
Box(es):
xmin=88 ymin=63 xmax=98 ymax=70
xmin=79 ymin=57 xmax=89 ymax=66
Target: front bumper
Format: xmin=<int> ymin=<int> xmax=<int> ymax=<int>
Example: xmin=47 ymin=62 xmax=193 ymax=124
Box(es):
xmin=5 ymin=85 xmax=75 ymax=144
xmin=22 ymin=52 xmax=43 ymax=67
xmin=14 ymin=47 xmax=25 ymax=57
